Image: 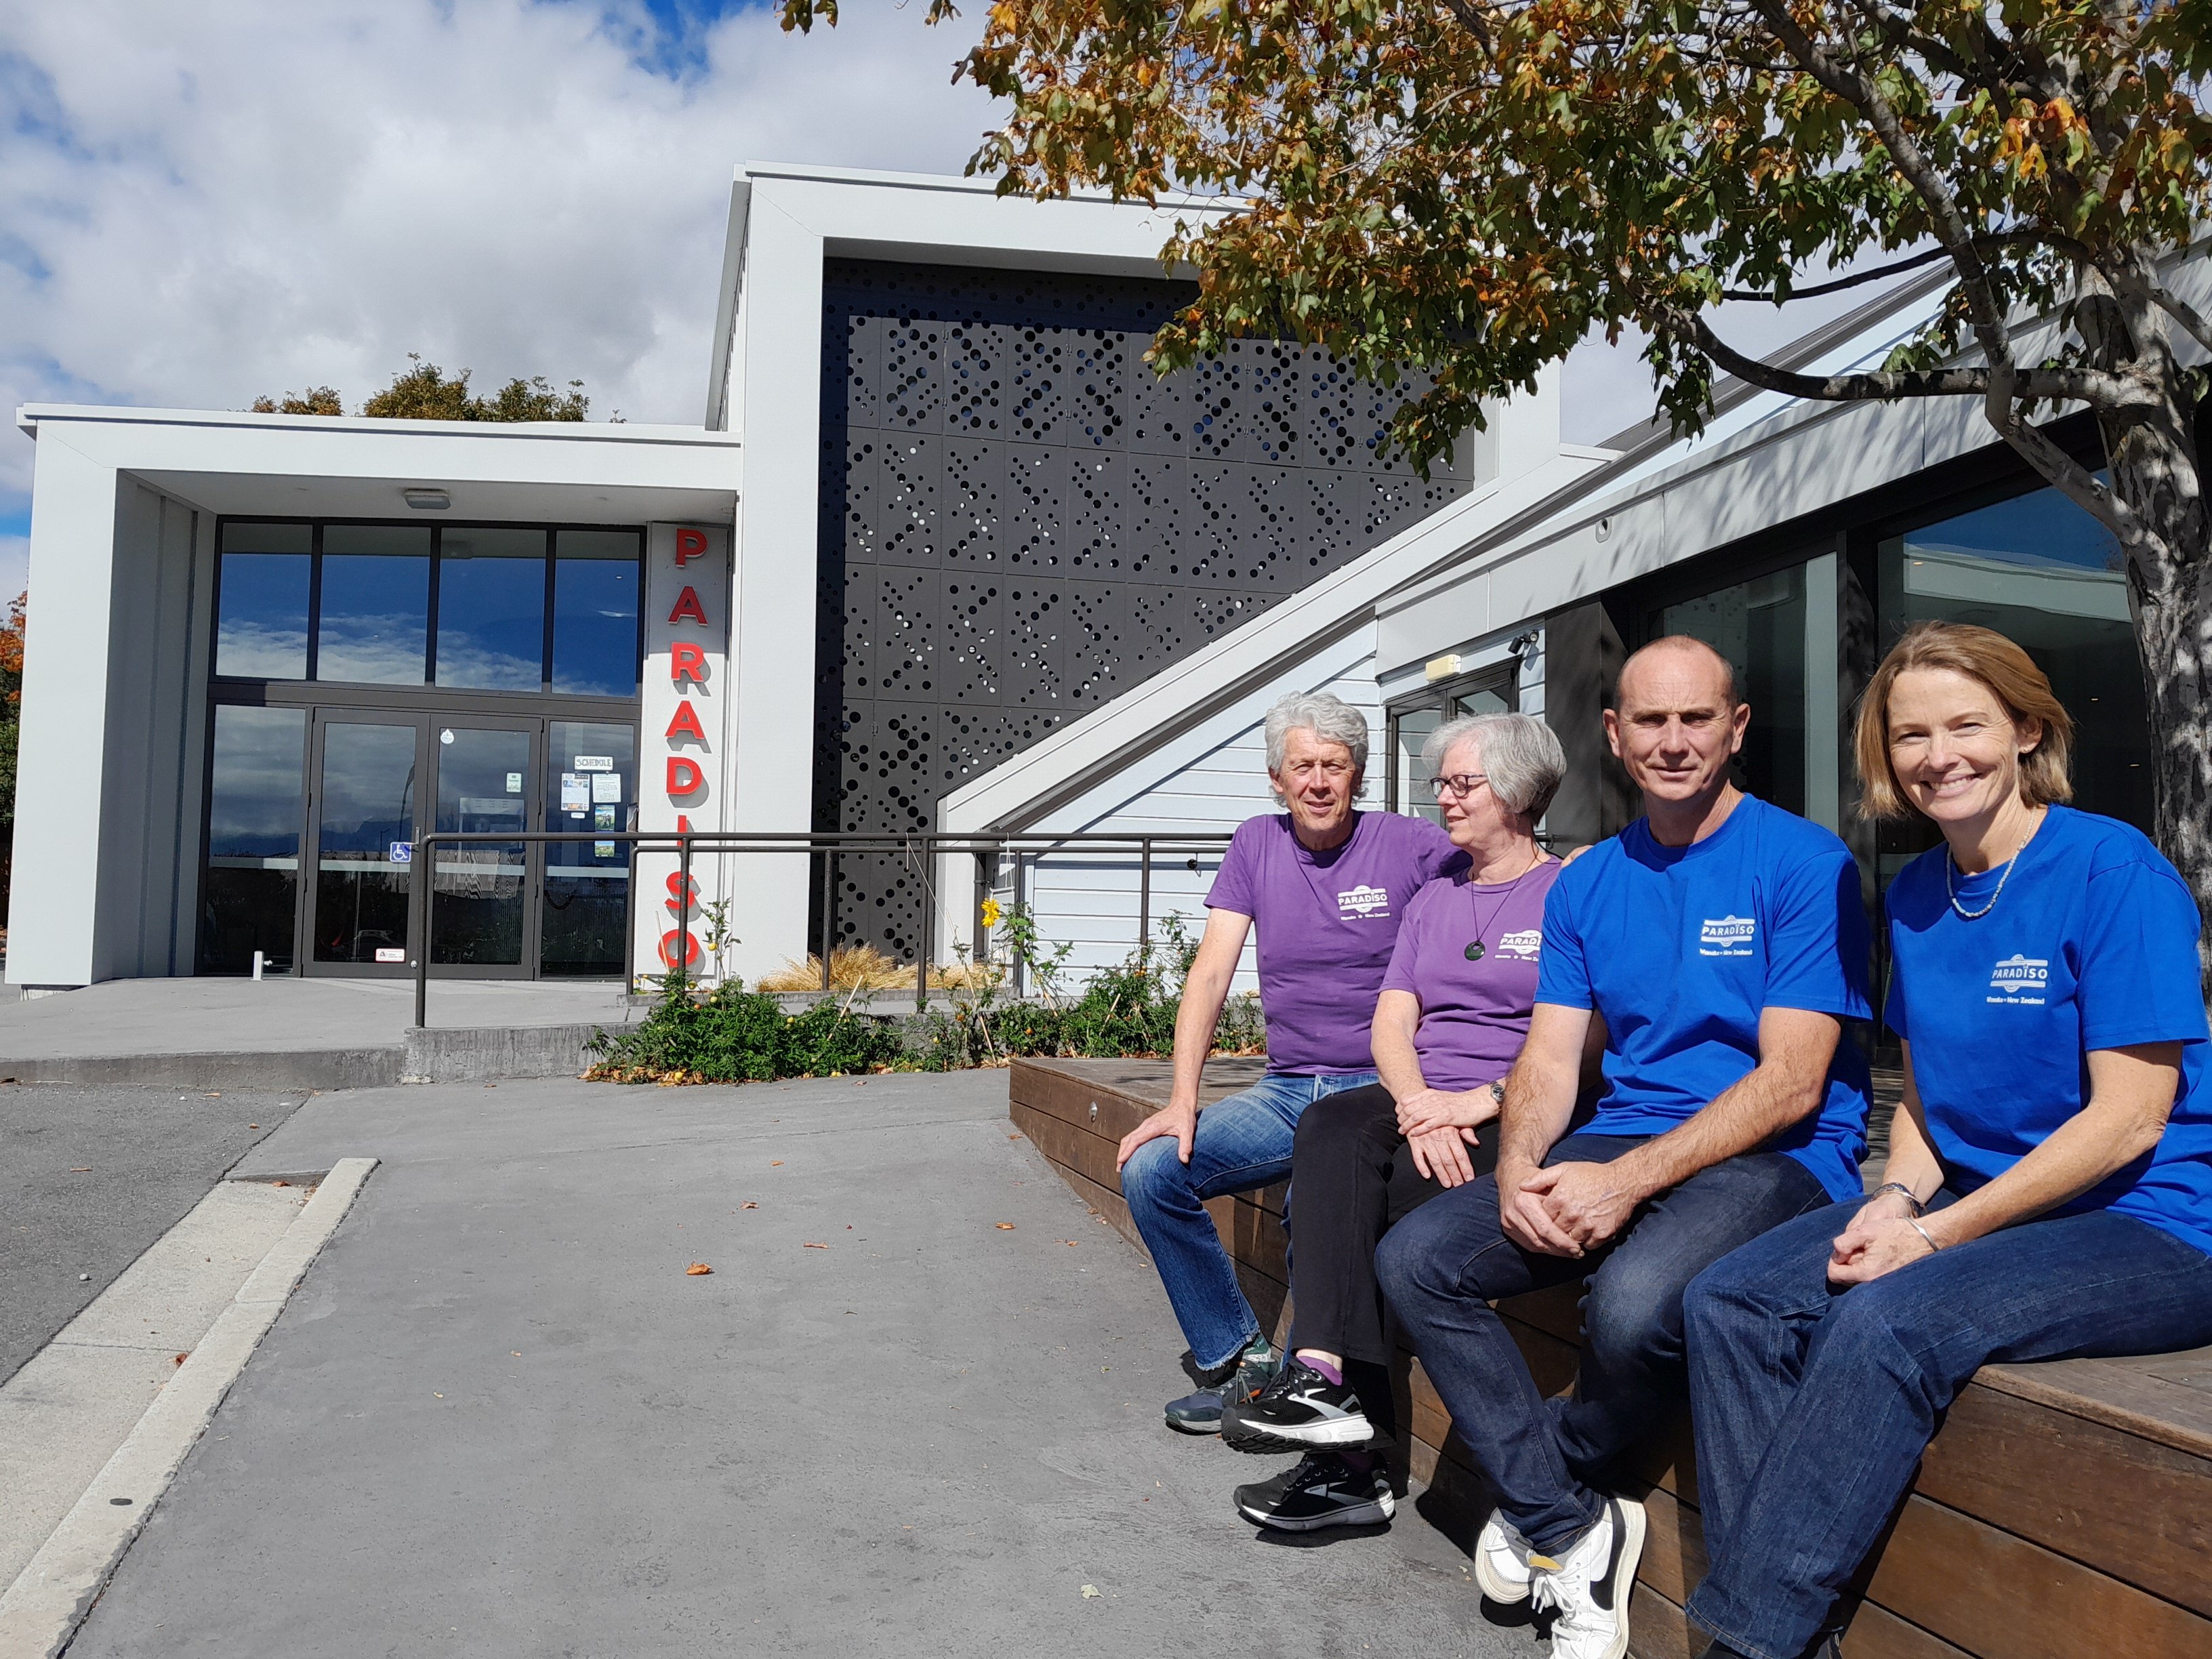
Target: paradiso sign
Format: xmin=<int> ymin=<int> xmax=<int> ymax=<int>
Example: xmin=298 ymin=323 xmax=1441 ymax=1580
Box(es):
xmin=638 ymin=523 xmax=732 ymax=980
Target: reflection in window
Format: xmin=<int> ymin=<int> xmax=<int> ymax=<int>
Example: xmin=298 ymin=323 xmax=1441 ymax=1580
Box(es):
xmin=437 ymin=528 xmax=546 ymax=691
xmin=318 ymin=525 xmax=430 ymax=684
xmin=217 ymin=524 xmax=311 ymax=678
xmin=553 ymin=530 xmax=642 ymax=696
xmin=201 ymin=705 xmax=305 ymax=972
xmin=1880 ymin=480 xmax=2150 ymax=849
xmin=1660 ymin=565 xmax=1808 ymax=816
xmin=1393 ymin=707 xmax=1443 ymax=825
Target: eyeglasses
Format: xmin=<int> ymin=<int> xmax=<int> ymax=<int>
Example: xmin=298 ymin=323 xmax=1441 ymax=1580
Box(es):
xmin=1428 ymin=773 xmax=1490 ymax=800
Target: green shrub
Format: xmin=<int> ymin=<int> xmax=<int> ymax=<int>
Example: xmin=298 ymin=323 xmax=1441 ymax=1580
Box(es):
xmin=586 ymin=977 xmax=909 ymax=1084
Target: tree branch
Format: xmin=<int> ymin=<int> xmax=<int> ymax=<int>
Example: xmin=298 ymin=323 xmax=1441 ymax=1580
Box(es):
xmin=1717 ymin=245 xmax=1950 ymax=302
xmin=1686 ymin=314 xmax=2149 ymax=410
xmin=2148 ymin=285 xmax=2212 ymax=359
xmin=1748 ymin=0 xmax=2019 ymax=373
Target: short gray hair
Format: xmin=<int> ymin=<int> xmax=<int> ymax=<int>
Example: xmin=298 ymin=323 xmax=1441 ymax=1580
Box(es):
xmin=1422 ymin=712 xmax=1568 ymax=820
xmin=1263 ymin=691 xmax=1370 ymax=785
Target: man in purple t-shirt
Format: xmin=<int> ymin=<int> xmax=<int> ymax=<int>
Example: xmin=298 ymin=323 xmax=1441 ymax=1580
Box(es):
xmin=1115 ymin=691 xmax=1459 ymax=1436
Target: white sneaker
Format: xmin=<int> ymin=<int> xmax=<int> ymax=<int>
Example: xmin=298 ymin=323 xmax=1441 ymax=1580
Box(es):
xmin=1474 ymin=1509 xmax=1536 ymax=1603
xmin=1528 ymin=1494 xmax=1646 ymax=1659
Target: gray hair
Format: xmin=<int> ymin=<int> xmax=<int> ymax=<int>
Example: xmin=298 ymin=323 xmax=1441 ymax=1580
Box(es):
xmin=1263 ymin=691 xmax=1370 ymax=790
xmin=1422 ymin=712 xmax=1568 ymax=820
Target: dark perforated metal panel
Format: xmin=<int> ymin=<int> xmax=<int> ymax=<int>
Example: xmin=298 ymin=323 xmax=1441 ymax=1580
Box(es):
xmin=815 ymin=258 xmax=1473 ymax=957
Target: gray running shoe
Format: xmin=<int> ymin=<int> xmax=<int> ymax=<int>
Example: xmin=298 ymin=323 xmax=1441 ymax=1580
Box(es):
xmin=1233 ymin=1451 xmax=1395 ymax=1532
xmin=1162 ymin=1338 xmax=1279 ymax=1435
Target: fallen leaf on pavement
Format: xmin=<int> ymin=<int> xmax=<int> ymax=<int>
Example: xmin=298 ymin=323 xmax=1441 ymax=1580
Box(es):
xmin=740 ymin=1202 xmax=758 ymax=1210
xmin=171 ymin=1353 xmax=188 ymax=1366
xmin=995 ymin=1223 xmax=1016 ymax=1231
xmin=272 ymin=1180 xmax=291 ymax=1188
xmin=802 ymin=1242 xmax=830 ymax=1250
xmin=1080 ymin=1584 xmax=1101 ymax=1599
xmin=1007 ymin=1133 xmax=1020 ymax=1140
xmin=68 ymin=1168 xmax=90 ymax=1173
xmin=686 ymin=1263 xmax=713 ymax=1275
xmin=771 ymin=1161 xmax=783 ymax=1167
xmin=1059 ymin=1240 xmax=1079 ymax=1247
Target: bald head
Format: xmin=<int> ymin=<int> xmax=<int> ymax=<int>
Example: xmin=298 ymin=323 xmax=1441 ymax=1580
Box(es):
xmin=1614 ymin=635 xmax=1740 ymax=715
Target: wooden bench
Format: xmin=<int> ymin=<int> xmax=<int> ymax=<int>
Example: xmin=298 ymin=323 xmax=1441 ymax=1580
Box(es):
xmin=1010 ymin=1055 xmax=2212 ymax=1659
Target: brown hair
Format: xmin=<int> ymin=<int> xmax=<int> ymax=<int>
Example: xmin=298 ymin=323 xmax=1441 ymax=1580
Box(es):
xmin=1853 ymin=621 xmax=2074 ymax=821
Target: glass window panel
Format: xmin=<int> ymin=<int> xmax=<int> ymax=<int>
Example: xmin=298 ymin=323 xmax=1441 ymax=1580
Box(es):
xmin=216 ymin=551 xmax=311 ymax=678
xmin=313 ymin=720 xmax=421 ymax=964
xmin=1392 ymin=705 xmax=1443 ymax=825
xmin=201 ymin=705 xmax=305 ymax=974
xmin=431 ymin=724 xmax=532 ymax=965
xmin=221 ymin=523 xmax=312 ymax=554
xmin=1878 ymin=480 xmax=2150 ymax=873
xmin=436 ymin=528 xmax=547 ymax=691
xmin=552 ymin=530 xmax=642 ymax=696
xmin=318 ymin=525 xmax=430 ymax=684
xmin=542 ymin=720 xmax=636 ymax=975
xmin=1660 ymin=564 xmax=1807 ymax=815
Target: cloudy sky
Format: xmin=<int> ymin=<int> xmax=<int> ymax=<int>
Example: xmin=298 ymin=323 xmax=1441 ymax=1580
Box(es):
xmin=1 ymin=1 xmax=1864 ymax=606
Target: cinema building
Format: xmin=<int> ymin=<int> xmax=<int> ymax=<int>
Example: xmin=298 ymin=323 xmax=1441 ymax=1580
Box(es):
xmin=9 ymin=164 xmax=2184 ymax=993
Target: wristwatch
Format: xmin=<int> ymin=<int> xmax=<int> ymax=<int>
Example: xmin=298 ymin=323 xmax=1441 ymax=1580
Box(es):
xmin=1868 ymin=1181 xmax=1925 ymax=1216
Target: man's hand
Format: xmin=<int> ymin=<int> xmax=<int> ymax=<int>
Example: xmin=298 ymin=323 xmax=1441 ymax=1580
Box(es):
xmin=1117 ymin=1101 xmax=1197 ymax=1170
xmin=1521 ymin=1162 xmax=1641 ymax=1251
xmin=1828 ymin=1193 xmax=1936 ymax=1284
xmin=1396 ymin=1086 xmax=1501 ymax=1139
xmin=1498 ymin=1162 xmax=1584 ymax=1256
xmin=1406 ymin=1125 xmax=1481 ymax=1188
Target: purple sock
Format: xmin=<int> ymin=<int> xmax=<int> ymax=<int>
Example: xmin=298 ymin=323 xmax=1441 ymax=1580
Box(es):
xmin=1298 ymin=1353 xmax=1344 ymax=1386
xmin=1338 ymin=1448 xmax=1375 ymax=1474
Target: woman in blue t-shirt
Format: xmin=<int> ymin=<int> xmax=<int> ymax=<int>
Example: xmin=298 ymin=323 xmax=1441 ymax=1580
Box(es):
xmin=1679 ymin=621 xmax=2212 ymax=1659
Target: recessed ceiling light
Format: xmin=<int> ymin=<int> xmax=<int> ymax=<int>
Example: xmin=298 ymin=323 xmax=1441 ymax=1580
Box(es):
xmin=403 ymin=488 xmax=449 ymax=510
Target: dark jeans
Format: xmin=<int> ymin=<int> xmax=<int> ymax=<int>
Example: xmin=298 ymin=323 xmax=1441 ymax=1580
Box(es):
xmin=1683 ymin=1197 xmax=2212 ymax=1659
xmin=1375 ymin=1132 xmax=1828 ymax=1555
xmin=1284 ymin=1084 xmax=1486 ymax=1439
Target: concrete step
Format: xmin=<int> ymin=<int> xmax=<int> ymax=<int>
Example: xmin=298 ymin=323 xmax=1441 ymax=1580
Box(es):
xmin=0 ymin=1021 xmax=636 ymax=1090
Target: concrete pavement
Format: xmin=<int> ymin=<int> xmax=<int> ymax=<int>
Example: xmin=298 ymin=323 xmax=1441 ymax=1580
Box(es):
xmin=59 ymin=1073 xmax=1536 ymax=1658
xmin=0 ymin=1084 xmax=304 ymax=1384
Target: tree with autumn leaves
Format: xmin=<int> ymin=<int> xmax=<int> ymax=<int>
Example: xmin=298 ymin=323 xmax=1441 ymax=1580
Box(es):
xmin=785 ymin=0 xmax=2212 ymax=972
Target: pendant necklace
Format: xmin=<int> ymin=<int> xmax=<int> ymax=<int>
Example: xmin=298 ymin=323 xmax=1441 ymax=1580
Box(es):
xmin=1465 ymin=851 xmax=1549 ymax=961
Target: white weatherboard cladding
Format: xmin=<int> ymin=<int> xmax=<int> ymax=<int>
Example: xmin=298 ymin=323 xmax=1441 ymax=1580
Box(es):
xmin=637 ymin=525 xmax=734 ymax=984
xmin=981 ymin=628 xmax=1386 ymax=995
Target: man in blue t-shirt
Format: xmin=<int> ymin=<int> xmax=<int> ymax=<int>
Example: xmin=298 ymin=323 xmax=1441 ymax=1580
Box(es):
xmin=1377 ymin=636 xmax=1872 ymax=1659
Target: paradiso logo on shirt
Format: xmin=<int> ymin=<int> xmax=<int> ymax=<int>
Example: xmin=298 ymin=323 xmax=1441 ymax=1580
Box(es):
xmin=1987 ymin=954 xmax=2050 ymax=1005
xmin=1494 ymin=928 xmax=1542 ymax=962
xmin=1338 ymin=884 xmax=1391 ymax=919
xmin=1698 ymin=915 xmax=1757 ymax=957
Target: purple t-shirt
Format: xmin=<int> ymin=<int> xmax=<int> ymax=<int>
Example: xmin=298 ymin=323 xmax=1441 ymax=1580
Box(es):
xmin=1380 ymin=857 xmax=1563 ymax=1090
xmin=1206 ymin=811 xmax=1462 ymax=1075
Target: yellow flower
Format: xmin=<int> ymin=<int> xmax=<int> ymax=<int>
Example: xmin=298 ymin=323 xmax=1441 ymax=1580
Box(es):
xmin=980 ymin=898 xmax=1004 ymax=929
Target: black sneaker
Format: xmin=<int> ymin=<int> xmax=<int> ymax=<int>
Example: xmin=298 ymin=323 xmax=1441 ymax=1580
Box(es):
xmin=1221 ymin=1356 xmax=1373 ymax=1452
xmin=1233 ymin=1452 xmax=1395 ymax=1532
xmin=1162 ymin=1338 xmax=1279 ymax=1435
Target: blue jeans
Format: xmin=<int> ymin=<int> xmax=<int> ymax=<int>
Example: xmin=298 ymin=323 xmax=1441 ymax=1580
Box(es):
xmin=1683 ymin=1197 xmax=2212 ymax=1659
xmin=1122 ymin=1069 xmax=1376 ymax=1370
xmin=1375 ymin=1133 xmax=1828 ymax=1554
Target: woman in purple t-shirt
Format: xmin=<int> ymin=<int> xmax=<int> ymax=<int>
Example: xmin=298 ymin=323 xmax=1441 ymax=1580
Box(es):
xmin=1222 ymin=712 xmax=1574 ymax=1533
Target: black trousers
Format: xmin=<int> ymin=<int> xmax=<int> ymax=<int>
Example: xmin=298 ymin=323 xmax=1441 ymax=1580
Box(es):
xmin=1284 ymin=1082 xmax=1499 ymax=1435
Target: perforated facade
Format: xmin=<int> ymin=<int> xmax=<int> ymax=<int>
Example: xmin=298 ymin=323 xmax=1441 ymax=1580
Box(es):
xmin=814 ymin=258 xmax=1475 ymax=954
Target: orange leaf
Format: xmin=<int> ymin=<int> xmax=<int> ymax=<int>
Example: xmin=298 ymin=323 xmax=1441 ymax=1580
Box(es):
xmin=771 ymin=1161 xmax=784 ymax=1167
xmin=272 ymin=1180 xmax=291 ymax=1188
xmin=741 ymin=1201 xmax=758 ymax=1209
xmin=802 ymin=1242 xmax=830 ymax=1249
xmin=172 ymin=1352 xmax=189 ymax=1366
xmin=996 ymin=1223 xmax=1017 ymax=1230
xmin=686 ymin=1262 xmax=713 ymax=1275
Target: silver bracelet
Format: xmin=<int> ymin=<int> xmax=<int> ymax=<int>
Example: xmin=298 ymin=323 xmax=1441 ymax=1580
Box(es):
xmin=1906 ymin=1216 xmax=1943 ymax=1252
xmin=1868 ymin=1181 xmax=1925 ymax=1216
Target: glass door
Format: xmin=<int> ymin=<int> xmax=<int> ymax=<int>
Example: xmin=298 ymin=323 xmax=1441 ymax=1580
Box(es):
xmin=541 ymin=720 xmax=637 ymax=976
xmin=428 ymin=720 xmax=540 ymax=974
xmin=305 ymin=714 xmax=426 ymax=973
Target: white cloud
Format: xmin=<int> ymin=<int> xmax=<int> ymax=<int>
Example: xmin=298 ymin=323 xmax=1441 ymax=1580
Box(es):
xmin=0 ymin=1 xmax=1002 ymax=513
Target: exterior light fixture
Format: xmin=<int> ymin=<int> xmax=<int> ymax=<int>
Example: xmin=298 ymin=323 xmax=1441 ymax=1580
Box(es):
xmin=403 ymin=488 xmax=450 ymax=511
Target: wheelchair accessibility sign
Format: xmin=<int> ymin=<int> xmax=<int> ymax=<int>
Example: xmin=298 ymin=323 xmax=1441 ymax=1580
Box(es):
xmin=389 ymin=842 xmax=414 ymax=865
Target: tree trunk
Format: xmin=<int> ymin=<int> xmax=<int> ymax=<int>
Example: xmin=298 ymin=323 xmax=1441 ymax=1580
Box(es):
xmin=2097 ymin=376 xmax=2212 ymax=994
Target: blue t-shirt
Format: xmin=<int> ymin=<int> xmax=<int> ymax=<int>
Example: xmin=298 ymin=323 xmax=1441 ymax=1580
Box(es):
xmin=1536 ymin=795 xmax=1874 ymax=1200
xmin=1885 ymin=806 xmax=2212 ymax=1258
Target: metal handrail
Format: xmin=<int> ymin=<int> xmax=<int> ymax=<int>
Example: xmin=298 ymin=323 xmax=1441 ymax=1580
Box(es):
xmin=407 ymin=827 xmax=1236 ymax=1029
